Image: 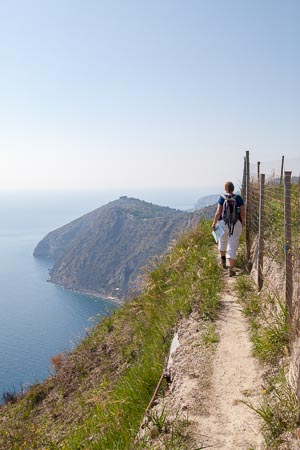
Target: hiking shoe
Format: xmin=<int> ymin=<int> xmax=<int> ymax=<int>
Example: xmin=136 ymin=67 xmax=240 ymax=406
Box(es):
xmin=228 ymin=268 xmax=236 ymax=277
xmin=221 ymin=259 xmax=227 ymax=269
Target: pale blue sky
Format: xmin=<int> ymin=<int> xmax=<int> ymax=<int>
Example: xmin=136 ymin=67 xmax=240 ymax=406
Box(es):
xmin=0 ymin=0 xmax=299 ymax=190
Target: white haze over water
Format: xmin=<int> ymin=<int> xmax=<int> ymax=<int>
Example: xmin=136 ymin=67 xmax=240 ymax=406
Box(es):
xmin=0 ymin=187 xmax=219 ymax=231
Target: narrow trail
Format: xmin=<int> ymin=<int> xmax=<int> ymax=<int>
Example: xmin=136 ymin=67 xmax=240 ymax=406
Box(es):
xmin=190 ymin=275 xmax=263 ymax=449
xmin=138 ymin=273 xmax=264 ymax=449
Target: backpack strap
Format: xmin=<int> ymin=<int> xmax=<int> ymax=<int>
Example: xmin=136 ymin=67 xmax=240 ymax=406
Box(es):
xmin=222 ymin=193 xmax=237 ymax=199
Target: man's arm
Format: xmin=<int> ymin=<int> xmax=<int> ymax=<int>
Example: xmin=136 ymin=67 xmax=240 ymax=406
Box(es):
xmin=212 ymin=204 xmax=222 ymax=230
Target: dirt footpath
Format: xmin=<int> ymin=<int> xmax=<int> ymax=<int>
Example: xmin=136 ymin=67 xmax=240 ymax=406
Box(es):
xmin=138 ymin=275 xmax=263 ymax=449
xmin=190 ymin=276 xmax=263 ymax=449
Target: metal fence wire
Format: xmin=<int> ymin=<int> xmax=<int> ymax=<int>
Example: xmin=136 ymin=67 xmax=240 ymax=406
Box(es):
xmin=243 ymin=153 xmax=300 ymax=333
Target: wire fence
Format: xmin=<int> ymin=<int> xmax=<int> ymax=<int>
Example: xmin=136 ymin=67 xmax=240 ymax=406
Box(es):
xmin=242 ymin=151 xmax=300 ymax=339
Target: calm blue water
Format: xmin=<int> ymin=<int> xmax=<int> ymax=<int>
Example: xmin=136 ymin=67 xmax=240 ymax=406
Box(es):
xmin=0 ymin=188 xmax=212 ymax=398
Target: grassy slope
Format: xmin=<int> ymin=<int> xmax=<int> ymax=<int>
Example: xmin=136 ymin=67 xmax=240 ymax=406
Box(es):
xmin=0 ymin=220 xmax=221 ymax=450
xmin=235 ymin=275 xmax=298 ymax=449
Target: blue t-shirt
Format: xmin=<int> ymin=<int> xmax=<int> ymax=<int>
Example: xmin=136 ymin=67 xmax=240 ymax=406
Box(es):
xmin=218 ymin=193 xmax=244 ymax=221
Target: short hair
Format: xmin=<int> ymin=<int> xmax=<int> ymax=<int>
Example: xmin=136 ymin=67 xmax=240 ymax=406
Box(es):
xmin=224 ymin=181 xmax=234 ymax=193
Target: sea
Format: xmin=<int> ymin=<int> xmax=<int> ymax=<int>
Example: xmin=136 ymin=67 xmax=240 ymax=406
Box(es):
xmin=0 ymin=187 xmax=215 ymax=399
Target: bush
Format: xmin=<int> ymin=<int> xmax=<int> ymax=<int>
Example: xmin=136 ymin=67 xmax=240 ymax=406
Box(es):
xmin=2 ymin=388 xmax=18 ymax=405
xmin=50 ymin=353 xmax=64 ymax=372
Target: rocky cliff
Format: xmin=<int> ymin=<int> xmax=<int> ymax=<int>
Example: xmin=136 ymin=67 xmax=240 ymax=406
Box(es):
xmin=34 ymin=196 xmax=202 ymax=300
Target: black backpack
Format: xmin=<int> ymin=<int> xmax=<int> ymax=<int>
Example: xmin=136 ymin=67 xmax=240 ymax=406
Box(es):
xmin=221 ymin=194 xmax=238 ymax=235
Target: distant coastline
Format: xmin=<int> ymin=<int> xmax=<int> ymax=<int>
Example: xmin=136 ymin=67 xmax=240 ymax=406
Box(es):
xmin=46 ymin=278 xmax=125 ymax=306
xmin=66 ymin=287 xmax=124 ymax=306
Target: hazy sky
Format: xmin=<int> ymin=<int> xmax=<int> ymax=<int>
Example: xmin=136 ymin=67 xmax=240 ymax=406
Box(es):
xmin=0 ymin=0 xmax=299 ymax=191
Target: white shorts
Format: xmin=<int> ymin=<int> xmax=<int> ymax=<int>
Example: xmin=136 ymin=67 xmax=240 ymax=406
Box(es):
xmin=218 ymin=219 xmax=243 ymax=259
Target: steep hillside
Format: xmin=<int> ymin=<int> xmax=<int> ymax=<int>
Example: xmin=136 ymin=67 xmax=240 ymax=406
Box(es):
xmin=34 ymin=197 xmax=201 ymax=299
xmin=0 ymin=221 xmax=221 ymax=449
xmin=195 ymin=203 xmax=216 ymax=219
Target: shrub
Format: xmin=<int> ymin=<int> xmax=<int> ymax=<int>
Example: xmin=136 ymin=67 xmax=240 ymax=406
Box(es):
xmin=50 ymin=353 xmax=64 ymax=372
xmin=27 ymin=384 xmax=48 ymax=408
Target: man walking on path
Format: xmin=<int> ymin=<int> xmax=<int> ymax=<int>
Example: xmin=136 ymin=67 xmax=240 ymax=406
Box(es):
xmin=212 ymin=181 xmax=245 ymax=276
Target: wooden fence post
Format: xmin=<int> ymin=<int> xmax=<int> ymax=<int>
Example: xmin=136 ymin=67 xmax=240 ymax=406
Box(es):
xmin=245 ymin=151 xmax=251 ymax=264
xmin=280 ymin=156 xmax=285 ymax=185
xmin=258 ymin=173 xmax=265 ymax=290
xmin=242 ymin=156 xmax=246 ymax=198
xmin=284 ymin=171 xmax=293 ymax=323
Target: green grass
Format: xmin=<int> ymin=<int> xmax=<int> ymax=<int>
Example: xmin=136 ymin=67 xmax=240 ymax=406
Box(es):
xmin=251 ymin=299 xmax=289 ymax=365
xmin=0 ymin=220 xmax=221 ymax=450
xmin=235 ymin=275 xmax=297 ymax=448
xmin=235 ymin=234 xmax=248 ymax=270
xmin=244 ymin=371 xmax=299 ymax=449
xmin=235 ymin=275 xmax=260 ymax=318
xmin=202 ymin=323 xmax=219 ymax=346
xmin=235 ymin=276 xmax=289 ymax=365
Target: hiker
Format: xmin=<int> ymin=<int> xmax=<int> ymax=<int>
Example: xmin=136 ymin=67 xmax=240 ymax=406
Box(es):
xmin=211 ymin=181 xmax=245 ymax=276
